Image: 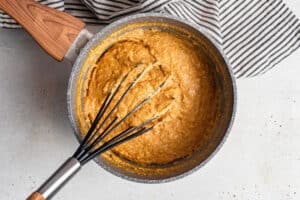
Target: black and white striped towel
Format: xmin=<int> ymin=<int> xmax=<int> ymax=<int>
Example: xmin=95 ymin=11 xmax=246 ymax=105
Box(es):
xmin=1 ymin=0 xmax=300 ymax=78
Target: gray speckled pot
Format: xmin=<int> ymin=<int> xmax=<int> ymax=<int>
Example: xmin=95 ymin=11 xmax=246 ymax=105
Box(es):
xmin=67 ymin=13 xmax=237 ymax=183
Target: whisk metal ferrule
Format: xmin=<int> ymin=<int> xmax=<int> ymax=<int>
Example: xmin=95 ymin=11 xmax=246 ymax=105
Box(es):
xmin=37 ymin=158 xmax=81 ymax=199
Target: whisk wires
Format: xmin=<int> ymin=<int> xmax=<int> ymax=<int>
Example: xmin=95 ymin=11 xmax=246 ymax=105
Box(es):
xmin=73 ymin=63 xmax=168 ymax=165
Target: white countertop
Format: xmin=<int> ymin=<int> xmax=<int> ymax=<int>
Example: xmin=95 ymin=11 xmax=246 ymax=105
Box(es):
xmin=0 ymin=1 xmax=300 ymax=199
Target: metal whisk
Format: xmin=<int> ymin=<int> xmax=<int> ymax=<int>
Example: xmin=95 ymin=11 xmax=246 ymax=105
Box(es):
xmin=27 ymin=64 xmax=168 ymax=200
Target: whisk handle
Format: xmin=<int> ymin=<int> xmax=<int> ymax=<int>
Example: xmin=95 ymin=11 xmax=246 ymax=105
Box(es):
xmin=26 ymin=158 xmax=81 ymax=200
xmin=26 ymin=192 xmax=44 ymax=200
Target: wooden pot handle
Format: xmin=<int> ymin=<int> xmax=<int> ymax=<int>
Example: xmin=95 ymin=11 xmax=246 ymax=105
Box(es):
xmin=0 ymin=0 xmax=85 ymax=61
xmin=26 ymin=192 xmax=45 ymax=200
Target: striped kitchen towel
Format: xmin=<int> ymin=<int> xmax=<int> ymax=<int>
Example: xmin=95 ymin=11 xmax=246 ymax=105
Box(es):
xmin=1 ymin=0 xmax=299 ymax=78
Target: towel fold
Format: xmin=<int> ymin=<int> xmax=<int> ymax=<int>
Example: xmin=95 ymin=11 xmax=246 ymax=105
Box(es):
xmin=1 ymin=0 xmax=299 ymax=78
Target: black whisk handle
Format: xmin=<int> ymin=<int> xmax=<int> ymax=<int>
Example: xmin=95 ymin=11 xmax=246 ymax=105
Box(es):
xmin=27 ymin=158 xmax=81 ymax=200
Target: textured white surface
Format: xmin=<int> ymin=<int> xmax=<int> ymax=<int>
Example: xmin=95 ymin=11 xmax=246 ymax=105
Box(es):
xmin=0 ymin=1 xmax=300 ymax=199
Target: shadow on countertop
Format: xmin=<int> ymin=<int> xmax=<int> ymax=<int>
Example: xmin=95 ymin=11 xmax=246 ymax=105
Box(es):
xmin=0 ymin=29 xmax=74 ymax=143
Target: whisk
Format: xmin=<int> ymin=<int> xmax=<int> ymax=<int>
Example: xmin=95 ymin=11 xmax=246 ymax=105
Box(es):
xmin=27 ymin=64 xmax=168 ymax=200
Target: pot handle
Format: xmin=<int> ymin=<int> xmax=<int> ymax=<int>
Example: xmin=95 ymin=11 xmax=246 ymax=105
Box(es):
xmin=0 ymin=0 xmax=85 ymax=61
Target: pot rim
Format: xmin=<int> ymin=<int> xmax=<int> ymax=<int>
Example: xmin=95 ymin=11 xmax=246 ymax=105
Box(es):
xmin=67 ymin=13 xmax=237 ymax=184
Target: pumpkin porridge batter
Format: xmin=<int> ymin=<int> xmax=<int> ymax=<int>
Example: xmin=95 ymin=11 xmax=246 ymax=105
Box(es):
xmin=77 ymin=28 xmax=219 ymax=165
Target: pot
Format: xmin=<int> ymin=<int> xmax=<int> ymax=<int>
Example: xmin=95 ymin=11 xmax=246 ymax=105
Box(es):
xmin=0 ymin=0 xmax=236 ymax=183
